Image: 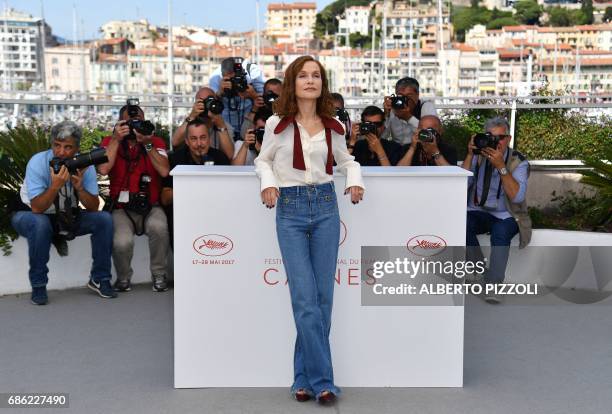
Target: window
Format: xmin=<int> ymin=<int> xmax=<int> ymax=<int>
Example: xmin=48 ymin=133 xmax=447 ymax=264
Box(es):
xmin=52 ymin=68 xmax=59 ymax=77
xmin=52 ymin=57 xmax=58 ymax=64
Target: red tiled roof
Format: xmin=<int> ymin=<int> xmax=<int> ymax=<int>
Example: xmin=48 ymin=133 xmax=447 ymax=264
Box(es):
xmin=268 ymin=2 xmax=316 ymax=11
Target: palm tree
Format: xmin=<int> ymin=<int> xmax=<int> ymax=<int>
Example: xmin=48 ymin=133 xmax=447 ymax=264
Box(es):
xmin=580 ymin=139 xmax=612 ymax=230
xmin=0 ymin=125 xmax=49 ymax=255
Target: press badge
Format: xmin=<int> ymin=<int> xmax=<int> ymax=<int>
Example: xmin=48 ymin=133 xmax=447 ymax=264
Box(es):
xmin=118 ymin=190 xmax=129 ymax=203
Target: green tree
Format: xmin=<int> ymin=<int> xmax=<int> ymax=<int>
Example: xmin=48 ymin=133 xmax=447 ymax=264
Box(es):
xmin=514 ymin=0 xmax=542 ymax=25
xmin=487 ymin=17 xmax=520 ymax=30
xmin=452 ymin=6 xmax=491 ymax=42
xmin=581 ymin=0 xmax=594 ymax=25
xmin=470 ymin=0 xmax=480 ymax=8
xmin=548 ymin=7 xmax=572 ymax=27
xmin=604 ymin=7 xmax=612 ymax=23
xmin=314 ymin=0 xmax=371 ymax=38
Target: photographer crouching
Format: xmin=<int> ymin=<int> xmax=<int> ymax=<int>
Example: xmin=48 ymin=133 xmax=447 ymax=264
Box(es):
xmin=462 ymin=116 xmax=532 ymax=304
xmin=11 ymin=121 xmax=114 ymax=305
xmin=98 ymin=99 xmax=171 ymax=293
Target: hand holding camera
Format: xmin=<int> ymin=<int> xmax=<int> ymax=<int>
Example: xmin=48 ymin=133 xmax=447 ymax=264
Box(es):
xmin=418 ymin=128 xmax=440 ymax=156
xmin=189 ymin=99 xmax=206 ymax=120
xmin=245 ymin=128 xmax=257 ymax=147
xmin=50 ymin=165 xmax=70 ymax=190
xmin=113 ymin=121 xmax=131 ymax=141
xmin=220 ymin=76 xmax=233 ymax=95
xmin=70 ymin=169 xmax=86 ymax=192
xmin=365 ymin=133 xmax=383 ymax=154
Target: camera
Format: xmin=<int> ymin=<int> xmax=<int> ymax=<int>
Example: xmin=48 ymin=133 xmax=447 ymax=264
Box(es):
xmin=127 ymin=119 xmax=156 ymax=137
xmin=50 ymin=148 xmax=109 ymax=175
xmin=201 ymin=96 xmax=224 ymax=115
xmin=125 ymin=173 xmax=152 ymax=215
xmin=473 ymin=132 xmax=502 ymax=154
xmin=336 ymin=108 xmax=349 ymax=123
xmin=390 ymin=94 xmax=408 ymax=110
xmin=263 ymin=91 xmax=278 ymax=110
xmin=126 ymin=98 xmax=141 ymax=117
xmin=418 ymin=128 xmax=440 ymax=143
xmin=249 ymin=127 xmax=265 ymax=151
xmin=54 ymin=208 xmax=79 ymax=241
xmin=229 ymin=62 xmax=248 ymax=94
xmin=359 ymin=121 xmax=378 ymax=136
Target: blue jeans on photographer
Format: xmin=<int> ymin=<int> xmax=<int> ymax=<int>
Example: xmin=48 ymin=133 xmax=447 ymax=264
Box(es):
xmin=276 ymin=182 xmax=341 ymax=399
xmin=11 ymin=211 xmax=114 ymax=287
xmin=466 ymin=210 xmax=519 ymax=284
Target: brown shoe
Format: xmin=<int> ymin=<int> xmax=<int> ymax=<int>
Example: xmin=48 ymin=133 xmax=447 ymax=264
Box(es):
xmin=294 ymin=389 xmax=311 ymax=402
xmin=318 ymin=390 xmax=336 ymax=405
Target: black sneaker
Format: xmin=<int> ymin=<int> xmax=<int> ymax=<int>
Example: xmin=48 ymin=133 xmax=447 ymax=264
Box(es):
xmin=113 ymin=279 xmax=132 ymax=292
xmin=31 ymin=286 xmax=48 ymax=305
xmin=152 ymin=274 xmax=169 ymax=292
xmin=88 ymin=279 xmax=117 ymax=298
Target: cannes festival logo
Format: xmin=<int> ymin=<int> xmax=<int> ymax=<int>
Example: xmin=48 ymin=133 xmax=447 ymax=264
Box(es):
xmin=193 ymin=234 xmax=234 ymax=256
xmin=339 ymin=220 xmax=347 ymax=246
xmin=406 ymin=235 xmax=447 ymax=257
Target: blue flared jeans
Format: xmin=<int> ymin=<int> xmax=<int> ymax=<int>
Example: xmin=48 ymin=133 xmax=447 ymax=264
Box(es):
xmin=275 ymin=182 xmax=341 ymax=399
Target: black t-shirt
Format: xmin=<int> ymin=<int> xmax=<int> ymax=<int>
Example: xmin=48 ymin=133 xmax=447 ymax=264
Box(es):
xmin=162 ymin=145 xmax=230 ymax=189
xmin=398 ymin=140 xmax=458 ymax=166
xmin=352 ymin=138 xmax=402 ymax=166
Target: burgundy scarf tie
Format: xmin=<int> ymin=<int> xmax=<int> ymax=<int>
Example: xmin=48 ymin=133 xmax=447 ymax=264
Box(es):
xmin=274 ymin=116 xmax=344 ymax=175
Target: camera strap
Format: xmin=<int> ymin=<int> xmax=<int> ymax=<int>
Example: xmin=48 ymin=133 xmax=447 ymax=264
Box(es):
xmin=473 ymin=149 xmax=510 ymax=206
xmin=123 ymin=207 xmax=149 ymax=237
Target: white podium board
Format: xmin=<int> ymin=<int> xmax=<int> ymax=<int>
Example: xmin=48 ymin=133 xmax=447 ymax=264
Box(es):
xmin=172 ymin=166 xmax=471 ymax=388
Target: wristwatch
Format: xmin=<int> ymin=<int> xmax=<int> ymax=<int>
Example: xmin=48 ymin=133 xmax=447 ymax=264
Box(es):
xmin=144 ymin=143 xmax=154 ymax=152
xmin=498 ymin=167 xmax=508 ymax=176
xmin=216 ymin=126 xmax=228 ymax=132
xmin=431 ymin=152 xmax=441 ymax=161
xmin=184 ymin=116 xmax=194 ymax=124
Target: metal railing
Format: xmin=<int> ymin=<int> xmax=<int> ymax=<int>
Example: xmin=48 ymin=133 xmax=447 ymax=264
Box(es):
xmin=1 ymin=94 xmax=610 ymax=161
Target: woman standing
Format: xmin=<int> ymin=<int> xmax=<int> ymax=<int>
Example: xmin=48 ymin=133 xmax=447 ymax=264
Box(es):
xmin=254 ymin=56 xmax=365 ymax=404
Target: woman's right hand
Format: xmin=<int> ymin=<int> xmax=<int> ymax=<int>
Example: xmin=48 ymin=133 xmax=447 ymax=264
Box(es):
xmin=261 ymin=187 xmax=279 ymax=208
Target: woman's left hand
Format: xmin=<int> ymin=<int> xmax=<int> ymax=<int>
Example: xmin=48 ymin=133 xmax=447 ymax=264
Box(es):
xmin=344 ymin=186 xmax=364 ymax=204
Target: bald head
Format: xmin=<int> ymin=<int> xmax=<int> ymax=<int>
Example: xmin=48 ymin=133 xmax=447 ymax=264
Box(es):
xmin=419 ymin=115 xmax=443 ymax=135
xmin=195 ymin=87 xmax=216 ymax=101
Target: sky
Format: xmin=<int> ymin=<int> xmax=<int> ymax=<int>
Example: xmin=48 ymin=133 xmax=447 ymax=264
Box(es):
xmin=11 ymin=0 xmax=336 ymax=41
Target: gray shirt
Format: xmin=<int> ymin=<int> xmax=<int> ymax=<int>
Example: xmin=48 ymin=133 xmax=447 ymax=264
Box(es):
xmin=381 ymin=100 xmax=438 ymax=145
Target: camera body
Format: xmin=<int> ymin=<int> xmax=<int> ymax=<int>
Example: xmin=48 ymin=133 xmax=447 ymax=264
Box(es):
xmin=263 ymin=91 xmax=278 ymax=110
xmin=249 ymin=127 xmax=265 ymax=151
xmin=127 ymin=119 xmax=156 ymax=136
xmin=418 ymin=128 xmax=439 ymax=143
xmin=202 ymin=96 xmax=224 ymax=115
xmin=359 ymin=121 xmax=378 ymax=136
xmin=390 ymin=94 xmax=407 ymax=110
xmin=230 ymin=62 xmax=248 ymax=94
xmin=473 ymin=132 xmax=502 ymax=154
xmin=49 ymin=148 xmax=109 ymax=175
xmin=54 ymin=208 xmax=79 ymax=241
xmin=125 ymin=173 xmax=152 ymax=215
xmin=336 ymin=108 xmax=349 ymax=123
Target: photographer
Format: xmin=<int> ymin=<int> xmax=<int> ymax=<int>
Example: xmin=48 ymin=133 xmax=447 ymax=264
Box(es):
xmin=11 ymin=121 xmax=115 ymax=305
xmin=232 ymin=107 xmax=273 ymax=166
xmin=396 ymin=115 xmax=457 ymax=166
xmin=349 ymin=106 xmax=401 ymax=166
xmin=170 ymin=87 xmax=235 ymax=160
xmin=161 ymin=119 xmax=230 ymax=247
xmin=382 ymin=77 xmax=438 ymax=145
xmin=240 ymin=78 xmax=282 ymax=139
xmin=98 ymin=101 xmax=171 ymax=293
xmin=462 ymin=117 xmax=531 ymax=304
xmin=332 ymin=92 xmax=352 ymax=143
xmin=209 ymin=57 xmax=265 ymax=141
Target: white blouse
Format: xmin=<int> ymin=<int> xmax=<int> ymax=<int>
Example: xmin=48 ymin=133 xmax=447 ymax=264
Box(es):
xmin=254 ymin=115 xmax=365 ymax=192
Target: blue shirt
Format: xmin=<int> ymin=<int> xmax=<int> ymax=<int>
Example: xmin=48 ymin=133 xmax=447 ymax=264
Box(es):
xmin=209 ymin=60 xmax=265 ymax=139
xmin=467 ymin=148 xmax=528 ymax=220
xmin=20 ymin=149 xmax=99 ymax=214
